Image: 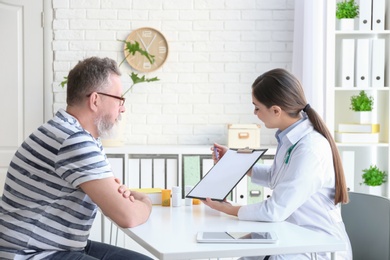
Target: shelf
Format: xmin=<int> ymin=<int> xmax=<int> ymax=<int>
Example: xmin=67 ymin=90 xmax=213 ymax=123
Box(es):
xmin=328 ymin=0 xmax=390 ymax=198
xmin=336 ymin=143 xmax=389 ymax=148
xmin=335 ymin=30 xmax=390 ymax=35
xmin=334 ymin=87 xmax=390 ymax=91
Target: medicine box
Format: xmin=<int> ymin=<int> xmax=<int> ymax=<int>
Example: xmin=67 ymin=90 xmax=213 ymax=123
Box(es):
xmin=130 ymin=188 xmax=162 ymax=205
xmin=227 ymin=124 xmax=261 ymax=149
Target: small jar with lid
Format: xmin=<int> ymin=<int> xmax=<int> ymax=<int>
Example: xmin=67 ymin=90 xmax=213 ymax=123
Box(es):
xmin=171 ymin=186 xmax=181 ymax=207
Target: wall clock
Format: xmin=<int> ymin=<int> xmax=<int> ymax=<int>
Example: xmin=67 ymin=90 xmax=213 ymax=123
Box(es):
xmin=124 ymin=27 xmax=169 ymax=73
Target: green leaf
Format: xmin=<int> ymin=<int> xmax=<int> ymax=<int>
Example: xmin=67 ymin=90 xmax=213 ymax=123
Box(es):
xmin=122 ymin=72 xmax=160 ymax=96
xmin=336 ymin=0 xmax=359 ymax=19
xmin=350 ymin=90 xmax=374 ymax=111
xmin=130 ymin=72 xmax=159 ymax=84
xmin=361 ymin=165 xmax=386 ymax=186
xmin=118 ymin=40 xmax=155 ymax=67
xmin=59 ymin=77 xmax=68 ymax=88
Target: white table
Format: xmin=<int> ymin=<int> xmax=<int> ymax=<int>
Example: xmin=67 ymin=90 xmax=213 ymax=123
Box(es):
xmin=121 ymin=203 xmax=346 ymax=260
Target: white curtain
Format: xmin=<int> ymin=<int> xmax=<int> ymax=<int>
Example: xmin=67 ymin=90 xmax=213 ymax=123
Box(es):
xmin=292 ymin=0 xmax=327 ymax=119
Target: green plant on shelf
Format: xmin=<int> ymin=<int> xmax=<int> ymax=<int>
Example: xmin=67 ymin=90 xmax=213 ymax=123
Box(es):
xmin=349 ymin=90 xmax=374 ymax=112
xmin=361 ymin=165 xmax=387 ymax=186
xmin=336 ymin=0 xmax=359 ymax=19
xmin=60 ymin=40 xmax=159 ymax=94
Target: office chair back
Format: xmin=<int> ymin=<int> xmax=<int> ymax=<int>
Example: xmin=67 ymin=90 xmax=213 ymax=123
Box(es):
xmin=341 ymin=192 xmax=390 ymax=260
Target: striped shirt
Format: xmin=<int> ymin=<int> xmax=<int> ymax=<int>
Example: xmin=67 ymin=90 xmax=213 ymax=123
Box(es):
xmin=0 ymin=109 xmax=113 ymax=259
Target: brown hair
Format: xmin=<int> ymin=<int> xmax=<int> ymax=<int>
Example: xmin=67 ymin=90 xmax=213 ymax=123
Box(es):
xmin=252 ymin=68 xmax=348 ymax=204
xmin=66 ymin=57 xmax=121 ymax=106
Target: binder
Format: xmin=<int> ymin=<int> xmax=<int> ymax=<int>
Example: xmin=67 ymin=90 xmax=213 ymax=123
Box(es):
xmin=128 ymin=158 xmax=140 ymax=188
xmin=340 ymin=39 xmax=355 ymax=88
xmin=335 ymin=132 xmax=379 ymax=143
xmin=371 ymin=38 xmax=385 ymax=88
xmin=235 ymin=176 xmax=248 ymax=205
xmin=338 ymin=123 xmax=380 ymax=133
xmin=140 ymin=159 xmax=153 ymax=188
xmin=107 ymin=157 xmax=124 ymax=182
xmin=153 ymin=159 xmax=166 ymax=189
xmin=372 ymin=0 xmax=385 ymax=31
xmin=355 ymin=39 xmax=370 ymax=88
xmin=356 ymin=0 xmax=372 ymax=31
xmin=186 ymin=148 xmax=267 ymax=201
xmin=165 ymin=158 xmax=178 ymax=189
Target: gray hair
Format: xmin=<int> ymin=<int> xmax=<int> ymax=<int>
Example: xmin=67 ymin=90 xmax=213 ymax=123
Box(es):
xmin=66 ymin=57 xmax=121 ymax=106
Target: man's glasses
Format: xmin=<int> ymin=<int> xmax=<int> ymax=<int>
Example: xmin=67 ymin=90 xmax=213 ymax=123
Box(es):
xmin=87 ymin=92 xmax=126 ymax=106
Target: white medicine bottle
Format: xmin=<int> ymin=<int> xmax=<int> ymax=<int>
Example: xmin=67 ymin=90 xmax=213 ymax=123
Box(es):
xmin=185 ymin=185 xmax=193 ymax=206
xmin=171 ymin=186 xmax=181 ymax=207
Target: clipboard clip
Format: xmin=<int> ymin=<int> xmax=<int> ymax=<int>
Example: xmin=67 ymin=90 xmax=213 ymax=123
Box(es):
xmin=237 ymin=147 xmax=255 ymax=153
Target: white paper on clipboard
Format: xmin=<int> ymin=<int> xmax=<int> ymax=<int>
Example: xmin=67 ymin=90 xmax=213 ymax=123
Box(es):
xmin=186 ymin=148 xmax=268 ymax=201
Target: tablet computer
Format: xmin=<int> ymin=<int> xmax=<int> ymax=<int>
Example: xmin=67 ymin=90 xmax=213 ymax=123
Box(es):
xmin=196 ymin=231 xmax=278 ymax=244
xmin=186 ymin=148 xmax=268 ymax=201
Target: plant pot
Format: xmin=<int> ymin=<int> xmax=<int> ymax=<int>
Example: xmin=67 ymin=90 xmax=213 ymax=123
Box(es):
xmin=337 ymin=18 xmax=355 ymax=31
xmin=367 ymin=185 xmax=383 ymax=196
xmin=352 ymin=111 xmax=372 ymax=124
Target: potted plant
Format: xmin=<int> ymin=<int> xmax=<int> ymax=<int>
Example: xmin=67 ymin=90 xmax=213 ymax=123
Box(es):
xmin=349 ymin=90 xmax=374 ymax=124
xmin=361 ymin=165 xmax=386 ymax=196
xmin=336 ymin=0 xmax=359 ymax=30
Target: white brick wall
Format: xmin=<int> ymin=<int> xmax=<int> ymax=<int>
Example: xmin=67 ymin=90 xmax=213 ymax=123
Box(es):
xmin=52 ymin=0 xmax=296 ymax=146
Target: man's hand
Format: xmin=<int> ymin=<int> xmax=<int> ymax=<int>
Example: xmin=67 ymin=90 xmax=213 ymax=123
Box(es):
xmin=115 ymin=178 xmax=135 ymax=202
xmin=115 ymin=178 xmax=150 ymax=203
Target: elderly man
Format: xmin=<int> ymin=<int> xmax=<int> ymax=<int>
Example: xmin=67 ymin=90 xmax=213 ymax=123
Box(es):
xmin=0 ymin=57 xmax=152 ymax=259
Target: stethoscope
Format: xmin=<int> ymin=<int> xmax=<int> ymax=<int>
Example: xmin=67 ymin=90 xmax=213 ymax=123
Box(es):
xmin=284 ymin=142 xmax=299 ymax=164
xmin=270 ymin=141 xmax=300 ymax=189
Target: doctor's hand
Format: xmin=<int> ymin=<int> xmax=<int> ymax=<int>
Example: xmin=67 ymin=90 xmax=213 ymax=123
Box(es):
xmin=202 ymin=197 xmax=241 ymax=217
xmin=211 ymin=143 xmax=228 ymax=163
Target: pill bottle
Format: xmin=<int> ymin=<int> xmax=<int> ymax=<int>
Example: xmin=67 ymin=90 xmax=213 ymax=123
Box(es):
xmin=171 ymin=186 xmax=181 ymax=207
xmin=185 ymin=185 xmax=193 ymax=206
xmin=161 ymin=189 xmax=171 ymax=206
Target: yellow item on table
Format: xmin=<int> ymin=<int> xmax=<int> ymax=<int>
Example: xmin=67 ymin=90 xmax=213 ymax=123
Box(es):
xmin=161 ymin=189 xmax=171 ymax=206
xmin=130 ymin=188 xmax=162 ymax=205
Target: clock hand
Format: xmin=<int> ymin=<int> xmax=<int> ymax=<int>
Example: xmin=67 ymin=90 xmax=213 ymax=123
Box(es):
xmin=145 ymin=34 xmax=157 ymax=52
xmin=137 ymin=32 xmax=148 ymax=49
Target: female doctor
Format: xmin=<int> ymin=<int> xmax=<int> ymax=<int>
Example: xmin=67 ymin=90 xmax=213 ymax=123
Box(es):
xmin=203 ymin=68 xmax=352 ymax=260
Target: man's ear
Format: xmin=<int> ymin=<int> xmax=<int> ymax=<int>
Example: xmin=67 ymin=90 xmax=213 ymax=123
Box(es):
xmin=88 ymin=92 xmax=99 ymax=112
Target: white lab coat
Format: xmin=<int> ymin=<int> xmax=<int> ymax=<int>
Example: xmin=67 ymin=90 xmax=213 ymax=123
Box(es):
xmin=238 ymin=117 xmax=352 ymax=260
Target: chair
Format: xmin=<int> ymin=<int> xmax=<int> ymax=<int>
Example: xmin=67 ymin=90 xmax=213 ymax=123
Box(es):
xmin=341 ymin=192 xmax=390 ymax=260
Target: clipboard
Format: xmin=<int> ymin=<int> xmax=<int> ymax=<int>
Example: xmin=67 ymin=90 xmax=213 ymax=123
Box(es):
xmin=186 ymin=148 xmax=268 ymax=201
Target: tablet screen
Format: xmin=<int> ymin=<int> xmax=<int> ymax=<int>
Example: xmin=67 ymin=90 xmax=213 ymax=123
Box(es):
xmin=228 ymin=232 xmax=272 ymax=240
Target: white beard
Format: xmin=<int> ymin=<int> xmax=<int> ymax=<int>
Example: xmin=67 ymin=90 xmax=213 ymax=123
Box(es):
xmin=96 ymin=113 xmax=121 ymax=138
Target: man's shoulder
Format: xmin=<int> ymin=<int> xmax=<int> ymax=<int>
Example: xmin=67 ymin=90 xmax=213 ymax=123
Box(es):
xmin=40 ymin=109 xmax=93 ymax=143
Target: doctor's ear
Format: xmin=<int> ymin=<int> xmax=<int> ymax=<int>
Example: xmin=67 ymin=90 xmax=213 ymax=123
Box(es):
xmin=270 ymin=105 xmax=282 ymax=116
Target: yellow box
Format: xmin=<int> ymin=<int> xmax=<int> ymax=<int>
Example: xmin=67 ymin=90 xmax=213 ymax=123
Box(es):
xmin=227 ymin=124 xmax=261 ymax=149
xmin=130 ymin=188 xmax=162 ymax=205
